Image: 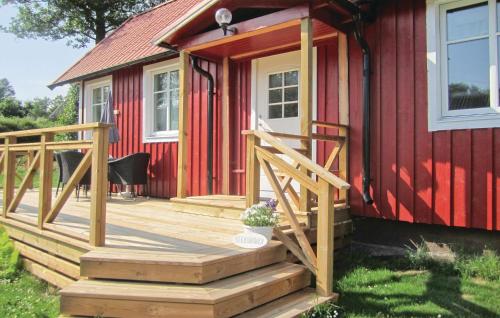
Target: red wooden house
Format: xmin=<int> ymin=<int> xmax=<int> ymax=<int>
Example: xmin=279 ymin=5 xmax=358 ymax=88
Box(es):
xmin=0 ymin=0 xmax=497 ymax=316
xmin=49 ymin=0 xmax=499 ymax=233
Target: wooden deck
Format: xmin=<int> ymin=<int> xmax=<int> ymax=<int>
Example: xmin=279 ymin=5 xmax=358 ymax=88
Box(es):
xmin=0 ymin=189 xmax=349 ymax=317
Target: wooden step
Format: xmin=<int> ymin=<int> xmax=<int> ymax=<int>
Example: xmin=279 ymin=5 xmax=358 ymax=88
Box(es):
xmin=236 ymin=288 xmax=338 ymax=318
xmin=60 ymin=262 xmax=311 ymax=318
xmin=80 ymin=241 xmax=287 ymax=284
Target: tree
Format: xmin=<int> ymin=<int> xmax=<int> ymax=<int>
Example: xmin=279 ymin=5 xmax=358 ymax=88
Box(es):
xmin=1 ymin=0 xmax=167 ymax=48
xmin=53 ymin=84 xmax=79 ymax=140
xmin=24 ymin=97 xmax=51 ymax=118
xmin=0 ymin=97 xmax=25 ymax=117
xmin=0 ymin=78 xmax=15 ymax=100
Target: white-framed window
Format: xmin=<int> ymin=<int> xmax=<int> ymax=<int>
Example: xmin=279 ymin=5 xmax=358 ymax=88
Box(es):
xmin=427 ymin=0 xmax=500 ymax=131
xmin=143 ymin=59 xmax=179 ymax=143
xmin=84 ymin=76 xmax=112 ymax=124
xmin=267 ymin=70 xmax=299 ymax=119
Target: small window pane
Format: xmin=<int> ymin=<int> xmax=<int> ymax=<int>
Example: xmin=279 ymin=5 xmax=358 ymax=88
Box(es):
xmin=269 ymin=89 xmax=282 ymax=103
xmin=269 ymin=105 xmax=282 ymax=119
xmin=154 ymin=92 xmax=168 ymax=109
xmin=154 ymin=73 xmax=169 ymax=92
xmin=497 ymin=1 xmax=500 ymax=31
xmin=269 ymin=73 xmax=282 ymax=88
xmin=170 ymin=89 xmax=179 ymax=130
xmin=93 ymin=105 xmax=102 ymax=122
xmin=448 ymin=38 xmax=490 ymax=110
xmin=103 ymin=86 xmax=110 ymax=103
xmin=155 ymin=108 xmax=167 ymax=131
xmin=284 ymin=71 xmax=298 ymax=86
xmin=284 ymin=103 xmax=298 ymax=118
xmin=92 ymin=88 xmax=102 ymax=104
xmin=170 ymin=71 xmax=179 ymax=88
xmin=284 ymin=87 xmax=298 ymax=102
xmin=447 ymin=3 xmax=488 ymax=42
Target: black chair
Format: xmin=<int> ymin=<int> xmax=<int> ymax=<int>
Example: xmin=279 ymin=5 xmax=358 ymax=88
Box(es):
xmin=108 ymin=152 xmax=150 ymax=198
xmin=58 ymin=151 xmax=91 ymax=201
xmin=54 ymin=152 xmax=63 ymax=196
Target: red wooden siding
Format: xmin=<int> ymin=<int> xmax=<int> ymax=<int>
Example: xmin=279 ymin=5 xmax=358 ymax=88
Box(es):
xmin=229 ymin=61 xmax=252 ymax=195
xmin=107 ymin=58 xmax=222 ymax=198
xmin=345 ymin=0 xmax=499 ymax=231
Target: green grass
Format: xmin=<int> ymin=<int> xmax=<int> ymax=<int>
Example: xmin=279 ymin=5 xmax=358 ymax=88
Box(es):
xmin=304 ymin=248 xmax=500 ymax=318
xmin=0 ymin=229 xmax=59 ymax=318
xmin=0 ymin=159 xmax=60 ymax=189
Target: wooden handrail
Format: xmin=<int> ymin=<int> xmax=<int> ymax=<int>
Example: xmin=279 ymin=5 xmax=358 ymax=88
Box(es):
xmin=0 ymin=123 xmax=110 ymax=247
xmin=0 ymin=122 xmax=111 ymax=138
xmin=243 ymin=130 xmax=350 ymax=190
xmin=312 ymin=120 xmax=349 ymax=130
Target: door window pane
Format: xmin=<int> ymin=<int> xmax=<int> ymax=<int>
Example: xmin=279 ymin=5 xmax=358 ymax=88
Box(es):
xmin=92 ymin=105 xmax=102 ymax=122
xmin=284 ymin=103 xmax=298 ymax=118
xmin=447 ymin=2 xmax=488 ymax=41
xmin=269 ymin=105 xmax=282 ymax=119
xmin=448 ymin=38 xmax=490 ymax=110
xmin=269 ymin=73 xmax=282 ymax=88
xmin=284 ymin=71 xmax=298 ymax=86
xmin=269 ymin=89 xmax=282 ymax=103
xmin=284 ymin=87 xmax=298 ymax=102
xmin=92 ymin=88 xmax=102 ymax=104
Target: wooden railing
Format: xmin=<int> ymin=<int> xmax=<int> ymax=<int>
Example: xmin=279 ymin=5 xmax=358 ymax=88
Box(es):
xmin=243 ymin=124 xmax=350 ymax=297
xmin=0 ymin=123 xmax=111 ymax=246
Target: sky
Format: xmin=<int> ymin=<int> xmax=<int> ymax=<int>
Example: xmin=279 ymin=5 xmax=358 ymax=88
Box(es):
xmin=0 ymin=4 xmax=88 ymax=101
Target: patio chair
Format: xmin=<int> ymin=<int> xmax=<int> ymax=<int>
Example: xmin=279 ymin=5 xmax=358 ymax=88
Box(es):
xmin=108 ymin=152 xmax=150 ymax=198
xmin=58 ymin=151 xmax=91 ymax=201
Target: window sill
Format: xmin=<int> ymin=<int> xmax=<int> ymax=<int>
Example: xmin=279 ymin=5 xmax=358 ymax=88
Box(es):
xmin=429 ymin=112 xmax=500 ymax=131
xmin=143 ymin=132 xmax=179 ymax=143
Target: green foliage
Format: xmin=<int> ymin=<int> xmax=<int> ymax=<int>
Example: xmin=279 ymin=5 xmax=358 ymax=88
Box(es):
xmin=240 ymin=200 xmax=279 ymax=227
xmin=456 ymin=251 xmax=500 ymax=282
xmin=1 ymin=0 xmax=168 ymax=47
xmin=301 ymin=301 xmax=344 ymax=318
xmin=0 ymin=228 xmax=59 ymax=318
xmin=0 ymin=78 xmax=15 ymax=100
xmin=53 ymin=85 xmax=78 ymax=141
xmin=24 ymin=97 xmax=51 ymax=118
xmin=0 ymin=97 xmax=25 ymax=117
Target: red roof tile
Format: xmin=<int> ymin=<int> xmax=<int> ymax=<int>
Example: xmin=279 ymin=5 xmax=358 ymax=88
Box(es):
xmin=50 ymin=0 xmax=202 ymax=88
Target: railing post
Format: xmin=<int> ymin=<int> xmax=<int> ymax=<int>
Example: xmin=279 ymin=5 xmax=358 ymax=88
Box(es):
xmin=38 ymin=133 xmax=54 ymax=227
xmin=245 ymin=133 xmax=260 ymax=208
xmin=338 ymin=128 xmax=349 ymax=205
xmin=316 ymin=178 xmax=335 ymax=297
xmin=27 ymin=150 xmax=35 ymax=189
xmin=89 ymin=126 xmax=109 ymax=247
xmin=3 ymin=136 xmax=17 ymax=217
xmin=299 ymin=17 xmax=313 ymax=213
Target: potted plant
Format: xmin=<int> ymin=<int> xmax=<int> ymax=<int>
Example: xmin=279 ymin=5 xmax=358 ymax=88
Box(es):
xmin=240 ymin=199 xmax=279 ymax=241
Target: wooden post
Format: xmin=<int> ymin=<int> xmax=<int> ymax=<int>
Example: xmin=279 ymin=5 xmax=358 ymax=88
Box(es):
xmin=177 ymin=50 xmax=190 ymax=198
xmin=27 ymin=150 xmax=35 ymax=189
xmin=316 ymin=178 xmax=335 ymax=297
xmin=338 ymin=32 xmax=349 ymax=204
xmin=3 ymin=136 xmax=17 ymax=217
xmin=245 ymin=134 xmax=260 ymax=207
xmin=222 ymin=57 xmax=231 ymax=195
xmin=299 ymin=17 xmax=313 ymax=212
xmin=89 ymin=127 xmax=109 ymax=247
xmin=37 ymin=133 xmax=54 ymax=227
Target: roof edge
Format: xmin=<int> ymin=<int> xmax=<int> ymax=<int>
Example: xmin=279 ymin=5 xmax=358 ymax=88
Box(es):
xmin=48 ymin=51 xmax=177 ymax=89
xmin=153 ymin=0 xmax=219 ymax=46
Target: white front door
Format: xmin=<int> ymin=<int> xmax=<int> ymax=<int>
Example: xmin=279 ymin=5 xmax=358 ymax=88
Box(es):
xmin=251 ymin=50 xmax=317 ymax=199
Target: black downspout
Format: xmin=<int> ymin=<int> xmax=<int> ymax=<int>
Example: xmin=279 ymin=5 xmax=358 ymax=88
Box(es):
xmin=352 ymin=14 xmax=374 ymax=205
xmin=190 ymin=56 xmax=215 ymax=195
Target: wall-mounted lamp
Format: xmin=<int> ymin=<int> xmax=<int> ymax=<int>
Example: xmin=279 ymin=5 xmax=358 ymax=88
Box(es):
xmin=215 ymin=8 xmax=236 ymax=36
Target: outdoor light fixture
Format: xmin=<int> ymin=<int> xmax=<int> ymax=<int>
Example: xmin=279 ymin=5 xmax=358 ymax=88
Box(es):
xmin=215 ymin=8 xmax=236 ymax=35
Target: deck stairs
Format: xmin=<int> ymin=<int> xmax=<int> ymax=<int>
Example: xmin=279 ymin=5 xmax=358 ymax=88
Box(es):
xmin=60 ymin=247 xmax=335 ymax=318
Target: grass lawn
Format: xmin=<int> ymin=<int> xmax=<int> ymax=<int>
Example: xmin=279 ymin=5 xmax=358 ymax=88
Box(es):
xmin=305 ymin=247 xmax=500 ymax=318
xmin=0 ymin=159 xmax=60 ymax=189
xmin=0 ymin=229 xmax=59 ymax=318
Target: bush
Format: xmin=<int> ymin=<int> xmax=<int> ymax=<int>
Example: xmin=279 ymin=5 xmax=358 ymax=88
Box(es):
xmin=0 ymin=116 xmax=53 ymax=142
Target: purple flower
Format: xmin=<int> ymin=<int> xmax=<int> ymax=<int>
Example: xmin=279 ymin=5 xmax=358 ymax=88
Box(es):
xmin=265 ymin=199 xmax=277 ymax=210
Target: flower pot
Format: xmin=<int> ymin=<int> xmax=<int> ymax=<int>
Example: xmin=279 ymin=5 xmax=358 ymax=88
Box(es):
xmin=243 ymin=225 xmax=273 ymax=241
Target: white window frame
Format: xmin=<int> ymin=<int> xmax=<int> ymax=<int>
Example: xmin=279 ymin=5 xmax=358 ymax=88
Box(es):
xmin=84 ymin=76 xmax=112 ymax=125
xmin=427 ymin=0 xmax=500 ymax=131
xmin=266 ymin=69 xmax=300 ymax=119
xmin=143 ymin=58 xmax=180 ymax=143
